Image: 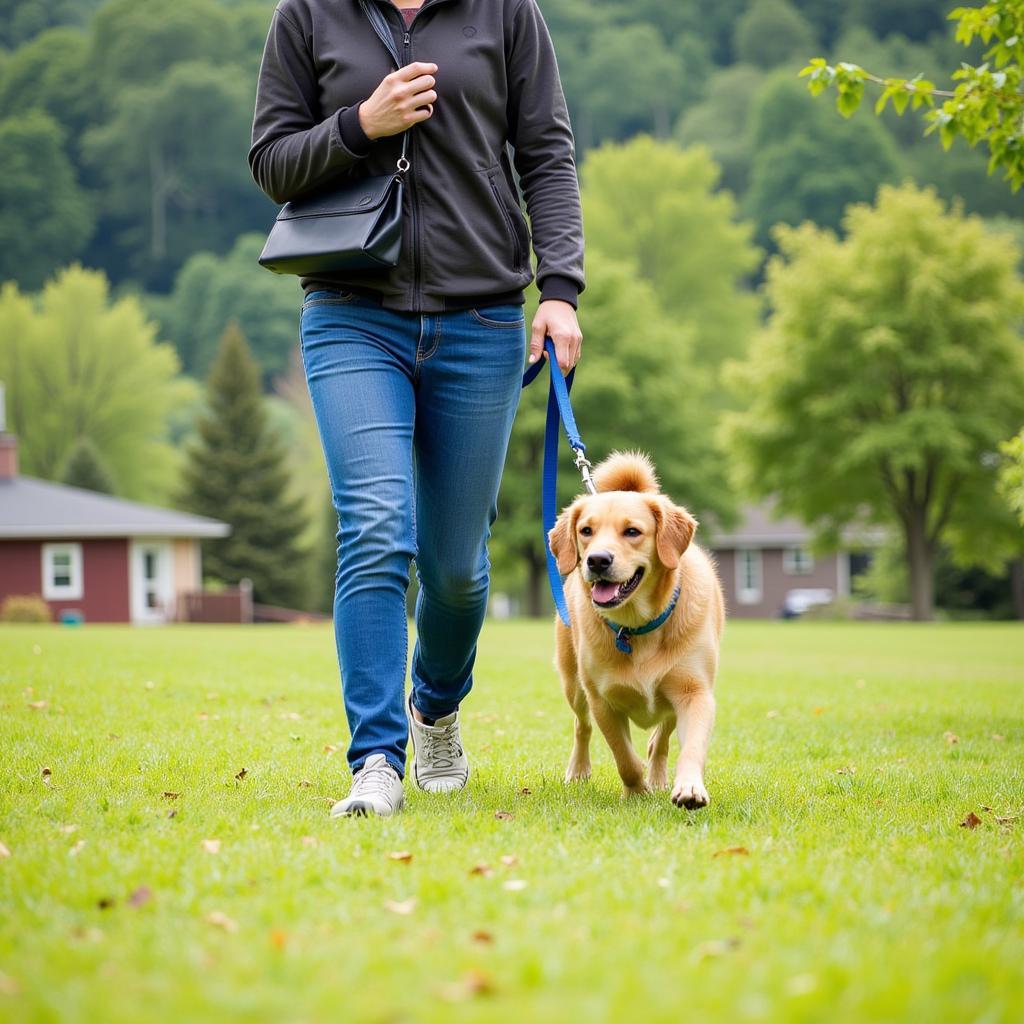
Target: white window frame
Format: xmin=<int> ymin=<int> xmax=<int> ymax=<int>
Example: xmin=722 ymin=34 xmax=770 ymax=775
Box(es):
xmin=42 ymin=542 xmax=83 ymax=600
xmin=736 ymin=548 xmax=763 ymax=605
xmin=783 ymin=546 xmax=815 ymax=576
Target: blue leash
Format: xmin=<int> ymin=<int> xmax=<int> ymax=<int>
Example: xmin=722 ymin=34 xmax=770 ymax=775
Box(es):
xmin=521 ymin=336 xmax=596 ymax=626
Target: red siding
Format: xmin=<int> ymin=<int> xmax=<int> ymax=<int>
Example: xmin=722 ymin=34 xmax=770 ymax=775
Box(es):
xmin=0 ymin=538 xmax=131 ymax=622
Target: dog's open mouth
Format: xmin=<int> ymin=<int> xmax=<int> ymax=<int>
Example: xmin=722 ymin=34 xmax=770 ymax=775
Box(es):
xmin=590 ymin=567 xmax=644 ymax=608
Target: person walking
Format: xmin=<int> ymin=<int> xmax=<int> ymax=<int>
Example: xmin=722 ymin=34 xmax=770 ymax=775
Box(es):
xmin=248 ymin=0 xmax=585 ymax=817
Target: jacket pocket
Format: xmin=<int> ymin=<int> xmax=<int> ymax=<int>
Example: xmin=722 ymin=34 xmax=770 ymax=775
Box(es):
xmin=486 ymin=167 xmax=530 ymax=274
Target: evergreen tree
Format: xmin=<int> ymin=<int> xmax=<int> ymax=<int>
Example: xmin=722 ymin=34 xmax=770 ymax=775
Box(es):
xmin=59 ymin=435 xmax=116 ymax=494
xmin=177 ymin=320 xmax=308 ymax=607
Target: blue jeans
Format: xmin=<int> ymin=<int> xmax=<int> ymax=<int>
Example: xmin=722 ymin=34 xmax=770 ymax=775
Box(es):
xmin=299 ymin=288 xmax=527 ymax=778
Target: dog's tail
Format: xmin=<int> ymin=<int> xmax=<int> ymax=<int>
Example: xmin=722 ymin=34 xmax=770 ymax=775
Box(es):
xmin=591 ymin=450 xmax=660 ymax=494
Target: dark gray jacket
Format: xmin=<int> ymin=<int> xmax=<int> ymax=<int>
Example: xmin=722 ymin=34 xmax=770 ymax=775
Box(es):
xmin=248 ymin=0 xmax=585 ymax=312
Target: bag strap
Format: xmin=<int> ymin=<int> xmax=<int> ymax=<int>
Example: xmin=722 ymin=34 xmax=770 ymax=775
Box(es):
xmin=358 ymin=0 xmax=412 ymax=170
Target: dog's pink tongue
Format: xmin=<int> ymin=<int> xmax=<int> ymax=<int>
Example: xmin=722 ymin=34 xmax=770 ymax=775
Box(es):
xmin=591 ymin=580 xmax=620 ymax=604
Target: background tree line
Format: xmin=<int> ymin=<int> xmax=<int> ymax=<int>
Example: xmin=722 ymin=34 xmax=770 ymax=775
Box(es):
xmin=1 ymin=0 xmax=1022 ymax=618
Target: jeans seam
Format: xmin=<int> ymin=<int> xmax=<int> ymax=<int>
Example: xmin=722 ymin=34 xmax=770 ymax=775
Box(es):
xmin=415 ymin=315 xmax=442 ymax=364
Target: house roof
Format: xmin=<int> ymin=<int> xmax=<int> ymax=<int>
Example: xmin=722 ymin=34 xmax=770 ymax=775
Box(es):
xmin=707 ymin=500 xmax=882 ymax=549
xmin=0 ymin=476 xmax=230 ymax=539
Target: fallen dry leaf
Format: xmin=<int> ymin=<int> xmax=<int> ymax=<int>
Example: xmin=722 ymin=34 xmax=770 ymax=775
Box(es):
xmin=766 ymin=709 xmax=780 ymax=719
xmin=500 ymin=855 xmax=519 ymax=867
xmin=201 ymin=839 xmax=222 ymax=854
xmin=471 ymin=929 xmax=494 ymax=944
xmin=162 ymin=791 xmax=180 ymax=800
xmin=0 ymin=971 xmax=21 ymax=996
xmin=713 ymin=846 xmax=750 ymax=859
xmin=995 ymin=814 xmax=1019 ymax=826
xmin=494 ymin=810 xmax=514 ymax=821
xmin=128 ymin=886 xmax=153 ymax=908
xmin=297 ymin=779 xmax=312 ymax=788
xmin=469 ymin=862 xmax=493 ymax=878
xmin=388 ymin=851 xmax=413 ymax=863
xmin=204 ymin=910 xmax=238 ymax=933
xmin=279 ymin=711 xmax=301 ymax=721
xmin=812 ymin=707 xmax=826 ymax=715
xmin=991 ymin=733 xmax=1005 ymax=742
xmin=59 ymin=824 xmax=78 ymax=834
xmin=438 ymin=969 xmax=495 ymax=1002
xmin=41 ymin=766 xmax=51 ymax=778
xmin=944 ymin=731 xmax=960 ymax=745
xmin=301 ymin=836 xmax=320 ymax=848
xmin=69 ymin=926 xmax=103 ymax=944
xmin=520 ymin=787 xmax=532 ymax=796
xmin=27 ymin=700 xmax=47 ymax=711
xmin=196 ymin=712 xmax=209 ymax=721
xmin=97 ymin=897 xmax=115 ymax=910
xmin=502 ymin=879 xmax=528 ymax=891
xmin=269 ymin=928 xmax=287 ymax=950
xmin=959 ymin=812 xmax=983 ymax=830
xmin=235 ymin=768 xmax=248 ymax=781
xmin=0 ymin=841 xmax=10 ymax=859
xmin=323 ymin=744 xmax=340 ymax=755
xmin=383 ymin=898 xmax=416 ymax=915
xmin=69 ymin=840 xmax=86 ymax=856
xmin=836 ymin=766 xmax=856 ymax=775
xmin=167 ymin=809 xmax=178 ymax=819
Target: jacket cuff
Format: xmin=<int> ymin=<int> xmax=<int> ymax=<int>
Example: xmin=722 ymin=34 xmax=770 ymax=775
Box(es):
xmin=538 ymin=275 xmax=579 ymax=309
xmin=337 ymin=103 xmax=373 ymax=157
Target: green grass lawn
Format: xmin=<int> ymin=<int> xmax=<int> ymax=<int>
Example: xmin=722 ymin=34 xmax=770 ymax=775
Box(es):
xmin=1 ymin=620 xmax=1022 ymax=1023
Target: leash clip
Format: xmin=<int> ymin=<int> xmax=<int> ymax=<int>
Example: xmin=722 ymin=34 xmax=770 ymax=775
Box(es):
xmin=574 ymin=447 xmax=597 ymax=495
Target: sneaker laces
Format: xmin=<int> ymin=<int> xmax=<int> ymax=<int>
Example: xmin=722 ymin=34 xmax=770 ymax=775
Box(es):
xmin=422 ymin=721 xmax=462 ymax=770
xmin=351 ymin=759 xmax=398 ymax=798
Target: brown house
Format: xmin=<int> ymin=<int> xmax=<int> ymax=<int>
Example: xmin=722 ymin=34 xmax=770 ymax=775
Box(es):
xmin=0 ymin=425 xmax=230 ymax=625
xmin=708 ymin=502 xmax=876 ymax=619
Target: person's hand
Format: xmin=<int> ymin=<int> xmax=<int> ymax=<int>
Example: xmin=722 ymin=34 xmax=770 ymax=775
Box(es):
xmin=358 ymin=61 xmax=438 ymax=139
xmin=529 ymin=300 xmax=582 ymax=375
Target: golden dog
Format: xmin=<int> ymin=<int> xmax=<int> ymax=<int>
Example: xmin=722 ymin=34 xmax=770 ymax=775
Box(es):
xmin=547 ymin=451 xmax=724 ymax=808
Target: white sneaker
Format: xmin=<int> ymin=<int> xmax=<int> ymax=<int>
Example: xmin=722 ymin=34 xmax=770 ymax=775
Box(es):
xmin=330 ymin=753 xmax=404 ymax=817
xmin=407 ymin=692 xmax=470 ymax=793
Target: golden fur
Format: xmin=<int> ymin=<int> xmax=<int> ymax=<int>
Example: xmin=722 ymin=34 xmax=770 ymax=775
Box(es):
xmin=547 ymin=451 xmax=725 ymax=807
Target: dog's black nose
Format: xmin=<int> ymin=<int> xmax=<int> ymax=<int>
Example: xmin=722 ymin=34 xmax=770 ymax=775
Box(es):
xmin=587 ymin=550 xmax=613 ymax=573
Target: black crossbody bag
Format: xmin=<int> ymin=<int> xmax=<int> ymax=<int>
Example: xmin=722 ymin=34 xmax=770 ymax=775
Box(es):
xmin=258 ymin=0 xmax=411 ymax=276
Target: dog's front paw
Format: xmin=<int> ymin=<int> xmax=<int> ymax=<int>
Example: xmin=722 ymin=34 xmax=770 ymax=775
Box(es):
xmin=647 ymin=762 xmax=669 ymax=790
xmin=671 ymin=778 xmax=709 ymax=809
xmin=564 ymin=759 xmax=592 ymax=783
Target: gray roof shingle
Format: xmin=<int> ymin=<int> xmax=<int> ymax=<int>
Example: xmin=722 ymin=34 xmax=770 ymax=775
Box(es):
xmin=0 ymin=476 xmax=230 ymax=539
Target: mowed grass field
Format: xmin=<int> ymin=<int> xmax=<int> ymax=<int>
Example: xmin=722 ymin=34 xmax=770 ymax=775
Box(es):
xmin=1 ymin=620 xmax=1022 ymax=1023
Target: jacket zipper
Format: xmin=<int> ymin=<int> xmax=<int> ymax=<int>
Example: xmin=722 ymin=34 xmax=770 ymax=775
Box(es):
xmin=489 ymin=174 xmax=524 ymax=270
xmin=404 ymin=28 xmax=421 ymax=309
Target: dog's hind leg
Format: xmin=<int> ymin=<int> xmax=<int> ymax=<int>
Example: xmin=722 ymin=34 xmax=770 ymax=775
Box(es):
xmin=646 ymin=719 xmax=672 ymax=790
xmin=556 ymin=625 xmax=592 ymax=782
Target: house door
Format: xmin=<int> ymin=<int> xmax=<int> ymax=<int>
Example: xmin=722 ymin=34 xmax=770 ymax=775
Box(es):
xmin=130 ymin=540 xmax=173 ymax=624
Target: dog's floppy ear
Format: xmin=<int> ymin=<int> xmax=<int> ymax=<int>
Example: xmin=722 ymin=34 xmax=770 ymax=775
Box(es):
xmin=548 ymin=499 xmax=584 ymax=575
xmin=647 ymin=496 xmax=697 ymax=570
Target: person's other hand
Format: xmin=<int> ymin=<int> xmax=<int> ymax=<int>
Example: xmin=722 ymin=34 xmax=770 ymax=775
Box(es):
xmin=529 ymin=300 xmax=582 ymax=375
xmin=359 ymin=61 xmax=438 ymax=139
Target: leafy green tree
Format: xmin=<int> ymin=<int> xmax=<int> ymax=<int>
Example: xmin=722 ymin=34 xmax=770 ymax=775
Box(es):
xmin=177 ymin=321 xmax=309 ymax=608
xmin=581 ymin=137 xmax=761 ymax=372
xmin=744 ymin=75 xmax=902 ymax=247
xmin=724 ymin=183 xmax=1024 ymax=620
xmin=803 ymin=1 xmax=1024 ymax=189
xmin=59 ymin=436 xmax=117 ymax=494
xmin=495 ymin=257 xmax=734 ymax=616
xmin=158 ymin=233 xmax=303 ymax=383
xmin=676 ymin=64 xmax=766 ymax=197
xmin=0 ymin=111 xmax=94 ymax=290
xmin=998 ymin=429 xmax=1024 ymax=526
xmin=734 ymin=0 xmax=818 ymax=70
xmin=0 ymin=265 xmax=192 ymax=500
xmin=82 ymin=60 xmax=260 ymax=288
xmin=0 ymin=27 xmax=95 ymax=154
xmin=576 ymin=24 xmax=687 ymax=146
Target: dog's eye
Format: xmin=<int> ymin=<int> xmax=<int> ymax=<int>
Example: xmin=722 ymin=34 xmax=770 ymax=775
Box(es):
xmin=579 ymin=526 xmax=592 ymax=536
xmin=623 ymin=527 xmax=642 ymax=537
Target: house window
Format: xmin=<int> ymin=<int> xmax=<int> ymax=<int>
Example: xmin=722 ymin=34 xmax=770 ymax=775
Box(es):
xmin=42 ymin=543 xmax=83 ymax=600
xmin=736 ymin=548 xmax=763 ymax=605
xmin=783 ymin=546 xmax=815 ymax=575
